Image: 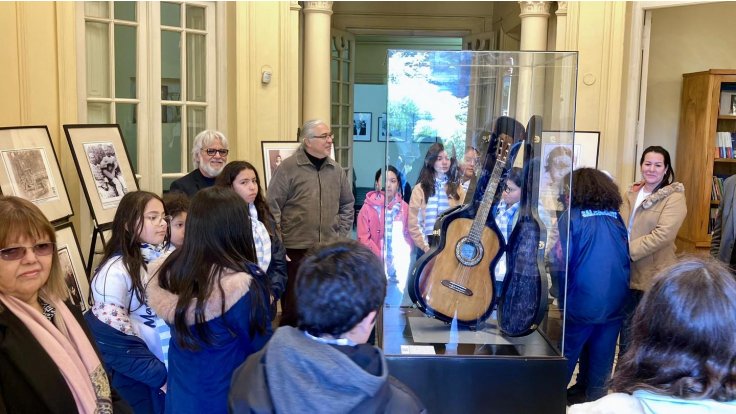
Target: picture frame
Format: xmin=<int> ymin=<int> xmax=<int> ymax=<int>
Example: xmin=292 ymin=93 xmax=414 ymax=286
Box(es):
xmin=719 ymin=89 xmax=736 ymax=115
xmin=64 ymin=124 xmax=139 ymax=226
xmin=0 ymin=126 xmax=73 ymax=223
xmin=353 ymin=112 xmax=372 ymax=142
xmin=539 ymin=131 xmax=600 ymax=200
xmin=261 ymin=141 xmax=301 ymax=189
xmin=377 ymin=115 xmax=387 ymax=142
xmin=54 ymin=222 xmax=90 ymax=312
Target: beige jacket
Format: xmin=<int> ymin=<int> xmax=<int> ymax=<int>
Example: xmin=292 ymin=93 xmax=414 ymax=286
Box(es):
xmin=620 ymin=181 xmax=686 ymax=291
xmin=408 ymin=183 xmax=466 ymax=252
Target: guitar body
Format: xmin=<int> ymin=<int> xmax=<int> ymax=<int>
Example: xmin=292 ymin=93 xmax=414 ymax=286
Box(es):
xmin=412 ymin=206 xmax=502 ymax=325
xmin=497 ymin=115 xmax=549 ymax=337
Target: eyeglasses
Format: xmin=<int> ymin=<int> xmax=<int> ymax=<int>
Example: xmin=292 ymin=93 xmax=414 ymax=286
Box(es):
xmin=203 ymin=148 xmax=229 ymax=157
xmin=503 ymin=185 xmax=519 ymax=194
xmin=311 ymin=132 xmax=334 ymax=140
xmin=144 ymin=214 xmax=172 ymax=225
xmin=0 ymin=242 xmax=55 ymax=261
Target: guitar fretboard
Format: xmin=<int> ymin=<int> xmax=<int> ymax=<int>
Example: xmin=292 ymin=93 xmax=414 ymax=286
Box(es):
xmin=468 ymin=156 xmax=508 ymax=243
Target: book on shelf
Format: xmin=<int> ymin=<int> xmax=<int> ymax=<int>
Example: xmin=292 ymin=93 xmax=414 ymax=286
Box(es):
xmin=714 ymin=131 xmax=736 ymax=159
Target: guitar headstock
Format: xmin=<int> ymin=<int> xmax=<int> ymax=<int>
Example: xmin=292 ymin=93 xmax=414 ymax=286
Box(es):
xmin=495 ymin=133 xmax=513 ymax=163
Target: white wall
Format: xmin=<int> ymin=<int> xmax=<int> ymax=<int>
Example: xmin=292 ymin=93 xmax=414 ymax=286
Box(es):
xmin=353 ymin=84 xmax=387 ymax=187
xmin=644 ymin=2 xmax=736 ymax=170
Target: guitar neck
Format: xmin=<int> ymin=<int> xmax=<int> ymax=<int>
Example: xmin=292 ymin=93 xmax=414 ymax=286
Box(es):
xmin=469 ymin=158 xmax=507 ymax=241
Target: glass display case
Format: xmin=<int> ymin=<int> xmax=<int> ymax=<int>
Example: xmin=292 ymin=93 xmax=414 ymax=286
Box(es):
xmin=376 ymin=50 xmax=578 ymax=413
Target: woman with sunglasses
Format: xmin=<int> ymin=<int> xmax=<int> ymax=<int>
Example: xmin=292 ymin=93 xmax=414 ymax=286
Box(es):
xmin=86 ymin=191 xmax=170 ymax=414
xmin=0 ymin=196 xmax=130 ymax=413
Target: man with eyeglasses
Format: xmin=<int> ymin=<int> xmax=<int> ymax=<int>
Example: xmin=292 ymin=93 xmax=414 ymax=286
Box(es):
xmin=267 ymin=119 xmax=355 ymax=327
xmin=169 ymin=130 xmax=229 ymax=197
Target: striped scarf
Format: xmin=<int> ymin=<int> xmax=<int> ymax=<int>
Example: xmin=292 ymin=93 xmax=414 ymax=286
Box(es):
xmin=141 ymin=243 xmax=171 ymax=369
xmin=384 ymin=196 xmax=402 ymax=274
xmin=423 ymin=176 xmax=450 ymax=235
xmin=493 ymin=201 xmax=520 ymax=282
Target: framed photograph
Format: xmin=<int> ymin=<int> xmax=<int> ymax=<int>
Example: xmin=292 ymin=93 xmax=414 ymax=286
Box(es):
xmin=377 ymin=115 xmax=388 ymax=142
xmin=55 ymin=223 xmax=90 ymax=312
xmin=64 ymin=124 xmax=139 ymax=226
xmin=261 ymin=141 xmax=301 ymax=189
xmin=0 ymin=126 xmax=73 ymax=223
xmin=539 ymin=131 xmax=600 ymax=198
xmin=353 ymin=112 xmax=372 ymax=142
xmin=719 ymin=90 xmax=736 ymax=115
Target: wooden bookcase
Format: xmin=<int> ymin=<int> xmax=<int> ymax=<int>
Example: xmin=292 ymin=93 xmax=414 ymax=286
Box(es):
xmin=676 ymin=69 xmax=736 ymax=253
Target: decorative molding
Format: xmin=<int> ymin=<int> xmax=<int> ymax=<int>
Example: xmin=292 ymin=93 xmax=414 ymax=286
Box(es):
xmin=303 ymin=1 xmax=333 ymax=15
xmin=16 ymin=3 xmax=28 ymax=123
xmin=519 ymin=1 xmax=551 ymax=17
xmin=290 ymin=1 xmax=301 ymax=12
xmin=556 ymin=1 xmax=568 ymax=16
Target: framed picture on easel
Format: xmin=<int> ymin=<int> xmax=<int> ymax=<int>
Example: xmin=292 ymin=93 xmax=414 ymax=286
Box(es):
xmin=0 ymin=126 xmax=73 ymax=223
xmin=64 ymin=124 xmax=139 ymax=227
xmin=54 ymin=222 xmax=90 ymax=312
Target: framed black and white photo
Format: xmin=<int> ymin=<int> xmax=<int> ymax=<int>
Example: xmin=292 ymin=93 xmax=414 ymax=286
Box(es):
xmin=0 ymin=126 xmax=73 ymax=223
xmin=55 ymin=223 xmax=90 ymax=312
xmin=64 ymin=124 xmax=138 ymax=226
xmin=377 ymin=114 xmax=388 ymax=142
xmin=353 ymin=112 xmax=372 ymax=142
xmin=261 ymin=141 xmax=301 ymax=189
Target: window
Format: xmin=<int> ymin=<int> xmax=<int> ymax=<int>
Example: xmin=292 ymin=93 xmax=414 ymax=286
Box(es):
xmin=80 ymin=1 xmax=217 ymax=193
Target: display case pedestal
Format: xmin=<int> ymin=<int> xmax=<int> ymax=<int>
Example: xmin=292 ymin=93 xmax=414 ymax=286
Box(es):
xmin=379 ymin=306 xmax=566 ymax=414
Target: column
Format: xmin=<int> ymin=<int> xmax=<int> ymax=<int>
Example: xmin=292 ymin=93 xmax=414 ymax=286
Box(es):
xmin=302 ymin=1 xmax=333 ymax=124
xmin=516 ymin=1 xmax=550 ymax=124
xmin=550 ymin=1 xmax=572 ymax=130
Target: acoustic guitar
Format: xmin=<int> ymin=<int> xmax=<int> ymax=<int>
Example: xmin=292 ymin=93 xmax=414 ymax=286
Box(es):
xmin=411 ymin=134 xmax=513 ymax=326
xmin=497 ymin=115 xmax=549 ymax=336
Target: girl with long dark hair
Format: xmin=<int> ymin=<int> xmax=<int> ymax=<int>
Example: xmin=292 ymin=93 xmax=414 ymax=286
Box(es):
xmin=147 ymin=186 xmax=272 ymax=414
xmin=408 ymin=143 xmax=464 ymax=256
xmin=87 ymin=190 xmax=169 ymax=413
xmin=215 ymin=160 xmax=287 ymax=303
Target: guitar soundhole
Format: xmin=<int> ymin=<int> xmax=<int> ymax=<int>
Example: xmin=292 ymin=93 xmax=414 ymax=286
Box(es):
xmin=455 ymin=237 xmax=483 ymax=266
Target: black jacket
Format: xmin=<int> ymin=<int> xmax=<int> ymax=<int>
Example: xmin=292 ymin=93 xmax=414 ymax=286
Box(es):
xmin=169 ymin=168 xmax=215 ymax=197
xmin=0 ymin=300 xmax=131 ymax=413
xmin=263 ymin=216 xmax=287 ymax=301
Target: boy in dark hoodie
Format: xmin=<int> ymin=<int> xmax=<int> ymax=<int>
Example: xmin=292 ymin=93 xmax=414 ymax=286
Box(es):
xmin=228 ymin=240 xmax=426 ymax=414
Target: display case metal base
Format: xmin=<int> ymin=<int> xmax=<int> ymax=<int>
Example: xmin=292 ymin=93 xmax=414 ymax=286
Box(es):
xmin=380 ymin=306 xmax=566 ymax=414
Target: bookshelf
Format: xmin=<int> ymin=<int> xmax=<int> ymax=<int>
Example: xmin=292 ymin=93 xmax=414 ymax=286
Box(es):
xmin=676 ymin=69 xmax=736 ymax=253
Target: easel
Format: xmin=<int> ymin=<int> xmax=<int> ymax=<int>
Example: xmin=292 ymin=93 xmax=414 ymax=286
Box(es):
xmin=86 ymin=221 xmax=112 ymax=276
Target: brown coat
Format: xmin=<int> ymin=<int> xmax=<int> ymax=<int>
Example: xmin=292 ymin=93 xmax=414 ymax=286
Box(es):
xmin=408 ymin=183 xmax=466 ymax=252
xmin=620 ymin=181 xmax=686 ymax=291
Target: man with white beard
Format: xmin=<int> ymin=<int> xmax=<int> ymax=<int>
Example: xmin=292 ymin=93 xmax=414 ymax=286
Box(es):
xmin=170 ymin=130 xmax=229 ymax=197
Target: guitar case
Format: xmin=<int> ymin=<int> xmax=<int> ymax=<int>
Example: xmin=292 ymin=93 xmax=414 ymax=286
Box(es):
xmin=497 ymin=115 xmax=549 ymax=337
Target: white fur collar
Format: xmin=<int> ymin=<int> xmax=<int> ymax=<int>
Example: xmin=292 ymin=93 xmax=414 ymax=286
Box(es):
xmin=145 ymin=254 xmax=252 ymax=325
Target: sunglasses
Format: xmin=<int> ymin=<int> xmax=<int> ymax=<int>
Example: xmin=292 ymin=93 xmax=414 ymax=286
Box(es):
xmin=0 ymin=242 xmax=55 ymax=261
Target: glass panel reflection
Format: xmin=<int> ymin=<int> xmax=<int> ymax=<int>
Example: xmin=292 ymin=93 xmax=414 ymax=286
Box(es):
xmin=114 ymin=24 xmax=136 ymax=99
xmin=187 ymin=106 xmax=206 ymax=170
xmin=161 ymin=30 xmax=181 ymax=101
xmin=161 ymin=2 xmax=181 ymax=27
xmin=85 ymin=2 xmax=109 ymax=18
xmin=186 ymin=33 xmax=206 ymax=102
xmin=185 ymin=5 xmax=206 ymax=30
xmin=116 ymin=103 xmax=138 ymax=172
xmin=87 ymin=102 xmax=110 ymax=123
xmin=85 ymin=22 xmax=110 ymax=98
xmin=162 ymin=106 xmax=182 ymax=174
xmin=114 ymin=2 xmax=136 ymax=22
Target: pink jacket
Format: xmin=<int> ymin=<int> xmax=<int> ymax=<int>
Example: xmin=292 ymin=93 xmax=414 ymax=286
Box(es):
xmin=357 ymin=190 xmax=412 ymax=258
